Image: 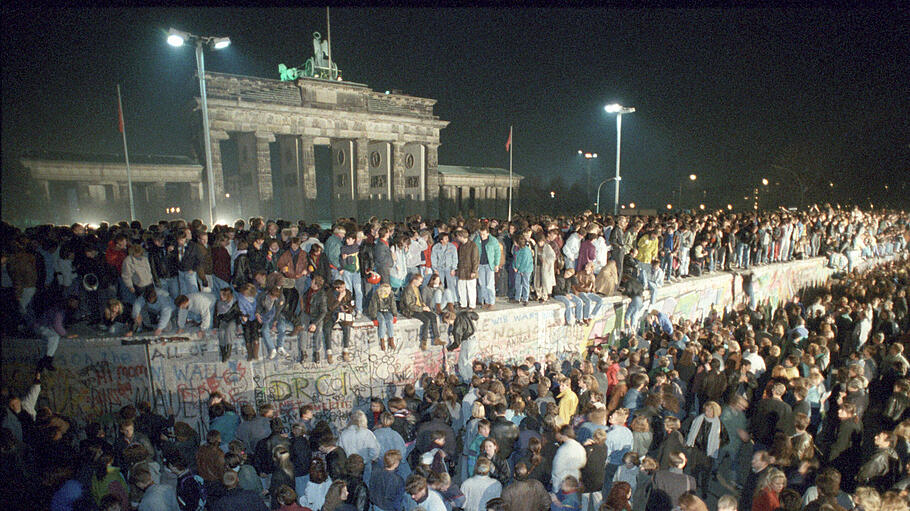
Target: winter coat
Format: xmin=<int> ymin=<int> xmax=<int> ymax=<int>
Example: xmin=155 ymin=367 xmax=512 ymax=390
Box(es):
xmin=473 ymin=234 xmax=502 ymax=268
xmin=456 ymin=241 xmax=480 ymax=280
xmin=121 ymin=254 xmax=154 ymax=291
xmin=276 ymin=248 xmax=308 ymax=279
xmin=373 ymin=240 xmax=393 ymax=283
xmin=400 ymin=284 xmax=425 ymax=317
xmin=366 ymin=290 xmax=398 ymax=319
xmin=451 ymin=311 xmax=479 ymax=345
xmin=534 ymin=242 xmax=556 ymax=296
xmin=432 ymin=242 xmax=458 ymax=272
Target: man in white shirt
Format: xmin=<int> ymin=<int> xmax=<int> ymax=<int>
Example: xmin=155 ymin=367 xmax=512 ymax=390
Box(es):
xmin=406 ymin=474 xmax=447 ymax=511
xmin=743 ymin=343 xmax=767 ymax=378
xmin=175 ymin=292 xmax=215 ymax=337
xmin=550 ymin=424 xmax=587 ymax=491
xmin=461 ymin=457 xmax=502 ymax=511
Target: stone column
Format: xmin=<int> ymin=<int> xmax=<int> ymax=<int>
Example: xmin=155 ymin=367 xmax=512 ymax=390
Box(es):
xmin=354 ymin=138 xmax=370 ymax=200
xmin=255 ymin=132 xmax=275 ymax=205
xmin=425 ymin=144 xmax=440 ymax=219
xmin=35 ymin=179 xmax=50 ymax=201
xmin=301 ymin=137 xmax=317 ymax=200
xmin=391 ymin=142 xmax=407 ymax=219
xmin=209 ymin=130 xmax=229 ymax=197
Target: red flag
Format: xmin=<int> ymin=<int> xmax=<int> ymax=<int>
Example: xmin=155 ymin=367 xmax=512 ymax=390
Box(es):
xmin=117 ymin=99 xmax=124 ymax=134
xmin=505 ymin=129 xmax=512 ymax=152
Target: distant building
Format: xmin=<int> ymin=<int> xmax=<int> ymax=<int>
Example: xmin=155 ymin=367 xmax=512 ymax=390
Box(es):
xmin=19 ymin=151 xmax=203 ymax=225
xmin=437 ymin=165 xmax=523 ymax=219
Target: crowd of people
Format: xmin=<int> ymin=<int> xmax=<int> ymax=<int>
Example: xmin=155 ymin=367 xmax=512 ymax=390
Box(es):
xmin=1 ymin=204 xmax=906 ymax=370
xmin=1 ymin=205 xmax=910 ymax=511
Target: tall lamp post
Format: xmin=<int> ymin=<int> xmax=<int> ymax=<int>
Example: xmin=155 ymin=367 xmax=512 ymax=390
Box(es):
xmin=577 ymin=150 xmax=598 ymax=207
xmin=604 ymin=103 xmax=635 ymax=215
xmin=167 ymin=28 xmax=231 ymax=226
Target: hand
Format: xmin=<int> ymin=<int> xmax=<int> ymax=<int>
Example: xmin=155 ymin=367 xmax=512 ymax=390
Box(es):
xmin=197 ymin=331 xmax=205 ymax=339
xmin=308 ymin=324 xmax=316 ymax=333
xmin=450 ymin=270 xmax=456 ymax=277
xmin=154 ymin=328 xmax=163 ymax=336
xmin=124 ymin=331 xmax=133 ymax=337
xmin=167 ymin=245 xmax=174 ymax=252
xmin=256 ymin=313 xmax=263 ymax=323
xmin=423 ymin=306 xmax=431 ymax=312
xmin=66 ymin=333 xmax=78 ymax=339
xmin=470 ymin=273 xmax=476 ymax=279
xmin=551 ymin=494 xmax=559 ymax=503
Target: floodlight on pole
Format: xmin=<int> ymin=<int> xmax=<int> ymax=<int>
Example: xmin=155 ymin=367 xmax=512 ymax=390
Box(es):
xmin=167 ymin=27 xmax=231 ymax=227
xmin=604 ymin=103 xmax=635 ymax=215
xmin=689 ymin=174 xmax=697 ymax=181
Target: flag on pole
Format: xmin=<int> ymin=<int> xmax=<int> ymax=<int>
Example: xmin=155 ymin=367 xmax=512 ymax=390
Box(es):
xmin=505 ymin=128 xmax=512 ymax=152
xmin=117 ymin=97 xmax=125 ymax=133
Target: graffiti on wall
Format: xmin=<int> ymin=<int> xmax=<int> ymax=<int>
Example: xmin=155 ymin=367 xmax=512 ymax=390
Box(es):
xmin=1 ymin=258 xmax=838 ymax=433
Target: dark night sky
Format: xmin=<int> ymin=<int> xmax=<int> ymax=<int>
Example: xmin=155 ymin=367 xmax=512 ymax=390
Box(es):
xmin=3 ymin=7 xmax=909 ymax=210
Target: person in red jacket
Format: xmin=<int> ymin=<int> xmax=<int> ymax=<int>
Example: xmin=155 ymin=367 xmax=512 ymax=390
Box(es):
xmin=751 ymin=467 xmax=786 ymax=511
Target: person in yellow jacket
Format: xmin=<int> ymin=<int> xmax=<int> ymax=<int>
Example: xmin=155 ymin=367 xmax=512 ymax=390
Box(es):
xmin=556 ymin=376 xmax=579 ymax=425
xmin=637 ymin=229 xmax=660 ymax=264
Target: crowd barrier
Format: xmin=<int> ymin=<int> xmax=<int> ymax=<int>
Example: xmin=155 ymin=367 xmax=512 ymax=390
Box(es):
xmin=0 ymin=257 xmax=845 ymax=434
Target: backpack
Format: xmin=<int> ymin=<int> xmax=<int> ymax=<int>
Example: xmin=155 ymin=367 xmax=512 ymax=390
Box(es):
xmin=176 ymin=471 xmax=206 ymax=511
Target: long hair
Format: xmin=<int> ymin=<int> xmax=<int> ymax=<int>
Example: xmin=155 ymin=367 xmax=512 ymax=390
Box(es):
xmin=322 ymin=480 xmax=348 ymax=511
xmin=603 ymin=481 xmax=632 ymax=510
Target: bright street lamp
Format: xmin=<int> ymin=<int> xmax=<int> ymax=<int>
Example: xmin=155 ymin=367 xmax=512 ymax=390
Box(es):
xmin=167 ymin=27 xmax=231 ymax=226
xmin=603 ymin=103 xmax=635 ymax=215
xmin=761 ymin=178 xmax=769 ymax=186
xmin=689 ymin=174 xmax=697 ymax=181
xmin=579 ymin=150 xmax=598 ymax=205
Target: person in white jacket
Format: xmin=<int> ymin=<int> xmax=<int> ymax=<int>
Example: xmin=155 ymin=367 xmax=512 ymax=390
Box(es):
xmin=338 ymin=410 xmax=381 ymax=484
xmin=175 ymin=292 xmax=215 ymax=337
xmin=563 ymin=226 xmax=583 ymax=271
xmin=461 ymin=457 xmax=502 ymax=511
xmin=121 ymin=244 xmax=155 ymax=298
xmin=550 ymin=424 xmax=587 ymax=491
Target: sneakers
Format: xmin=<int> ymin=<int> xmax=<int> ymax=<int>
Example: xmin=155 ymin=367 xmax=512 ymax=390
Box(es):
xmin=432 ymin=337 xmax=446 ymax=346
xmin=268 ymin=349 xmax=277 ymax=360
xmin=277 ymin=346 xmax=289 ymax=358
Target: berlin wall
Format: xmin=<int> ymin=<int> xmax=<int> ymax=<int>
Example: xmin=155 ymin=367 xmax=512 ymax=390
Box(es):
xmin=1 ymin=257 xmax=835 ymax=434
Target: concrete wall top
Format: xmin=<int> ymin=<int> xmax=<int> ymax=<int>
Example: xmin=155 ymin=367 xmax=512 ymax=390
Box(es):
xmin=0 ymin=257 xmax=842 ymax=435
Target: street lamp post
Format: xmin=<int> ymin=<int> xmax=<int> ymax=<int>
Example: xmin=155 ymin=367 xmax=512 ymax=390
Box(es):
xmin=168 ymin=28 xmax=231 ymax=227
xmin=604 ymin=103 xmax=635 ymax=215
xmin=578 ymin=150 xmax=598 ymax=207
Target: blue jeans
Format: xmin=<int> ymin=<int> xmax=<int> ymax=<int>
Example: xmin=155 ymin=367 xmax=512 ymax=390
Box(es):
xmin=163 ymin=277 xmax=179 ymax=299
xmin=578 ymin=292 xmax=605 ymax=318
xmin=342 ymin=271 xmax=363 ymax=313
xmin=647 ymin=281 xmax=661 ymax=306
xmin=477 ymin=264 xmax=496 ymax=305
xmin=625 ymin=295 xmax=644 ymax=331
xmin=377 ymin=311 xmax=394 ymax=339
xmin=38 ymin=326 xmax=61 ymax=357
xmin=661 ymin=251 xmax=674 ymax=276
xmin=554 ymin=295 xmax=583 ymax=324
xmin=261 ymin=317 xmax=290 ymax=352
xmin=440 ymin=271 xmax=458 ymax=302
xmin=178 ymin=270 xmax=199 ymax=295
xmin=515 ymin=271 xmax=531 ymax=302
xmin=211 ymin=275 xmax=231 ymax=295
xmin=736 ymin=242 xmax=750 ymax=268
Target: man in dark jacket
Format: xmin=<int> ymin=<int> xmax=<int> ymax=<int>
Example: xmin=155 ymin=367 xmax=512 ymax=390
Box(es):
xmin=373 ymin=228 xmax=393 ymax=285
xmin=252 ymin=418 xmax=290 ymax=477
xmin=750 ymin=382 xmax=793 ymax=448
xmin=212 ymin=471 xmax=268 ymax=511
xmin=828 ymin=402 xmax=863 ymax=491
xmin=490 ymin=403 xmax=520 ymax=460
xmin=303 ymin=275 xmax=328 ymax=364
xmin=652 ymin=451 xmax=697 ymax=508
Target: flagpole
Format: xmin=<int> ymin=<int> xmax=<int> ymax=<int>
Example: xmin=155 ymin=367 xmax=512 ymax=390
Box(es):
xmin=117 ymin=84 xmax=136 ymax=222
xmin=326 ymin=7 xmax=333 ymax=79
xmin=508 ymin=125 xmax=513 ymax=222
